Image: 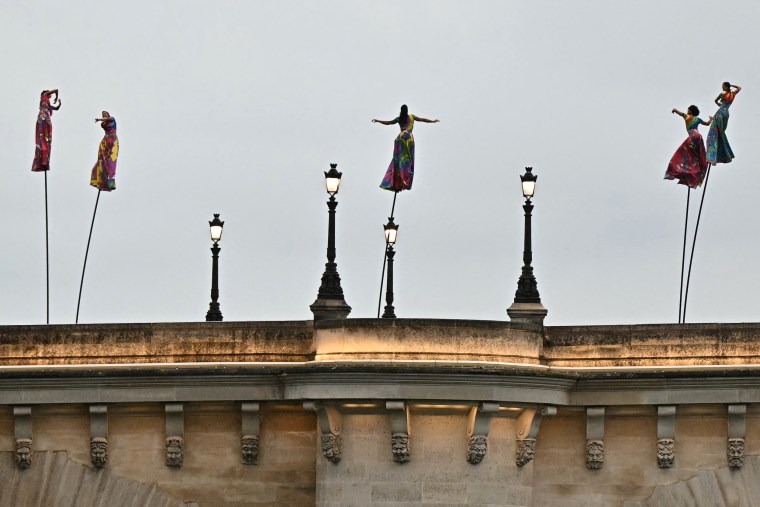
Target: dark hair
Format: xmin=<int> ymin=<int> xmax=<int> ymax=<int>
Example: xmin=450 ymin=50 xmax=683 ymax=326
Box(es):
xmin=723 ymin=81 xmax=731 ymax=89
xmin=399 ymin=104 xmax=409 ymax=127
xmin=688 ymin=105 xmax=699 ymax=116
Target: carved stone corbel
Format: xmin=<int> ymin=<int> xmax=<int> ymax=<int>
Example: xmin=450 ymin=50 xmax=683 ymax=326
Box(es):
xmin=13 ymin=406 xmax=32 ymax=469
xmin=656 ymin=406 xmax=676 ymax=468
xmin=165 ymin=403 xmax=184 ymax=467
xmin=515 ymin=405 xmax=556 ymax=467
xmin=241 ymin=402 xmax=260 ymax=465
xmin=89 ymin=405 xmax=108 ymax=468
xmin=585 ymin=407 xmax=605 ymax=470
xmin=466 ymin=402 xmax=499 ymax=464
xmin=728 ymin=404 xmax=746 ymax=468
xmin=387 ymin=401 xmax=411 ymax=463
xmin=304 ymin=401 xmax=342 ymax=464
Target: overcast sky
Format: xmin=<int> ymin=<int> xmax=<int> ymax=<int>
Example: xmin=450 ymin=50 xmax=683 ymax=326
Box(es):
xmin=1 ymin=0 xmax=758 ymax=326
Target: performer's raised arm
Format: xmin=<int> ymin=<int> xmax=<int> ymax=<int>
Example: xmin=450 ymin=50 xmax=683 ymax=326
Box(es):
xmin=413 ymin=116 xmax=440 ymax=123
xmin=372 ymin=119 xmax=397 ymax=125
xmin=700 ymin=116 xmax=713 ymax=127
xmin=672 ymin=108 xmax=685 ymax=118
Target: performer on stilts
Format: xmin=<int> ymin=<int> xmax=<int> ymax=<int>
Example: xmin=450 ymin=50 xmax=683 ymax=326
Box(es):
xmin=374 ymin=104 xmax=439 ymax=194
xmin=77 ymin=111 xmax=120 ymax=323
xmin=32 ymin=89 xmax=61 ymax=324
xmin=90 ymin=111 xmax=119 ymax=191
xmin=680 ymin=83 xmax=742 ymax=322
xmin=372 ymin=105 xmax=439 ymax=316
xmin=32 ymin=90 xmax=61 ymax=173
xmin=665 ymin=106 xmax=711 ymax=189
xmin=706 ymin=82 xmax=741 ymax=166
xmin=664 ymin=105 xmax=711 ymax=323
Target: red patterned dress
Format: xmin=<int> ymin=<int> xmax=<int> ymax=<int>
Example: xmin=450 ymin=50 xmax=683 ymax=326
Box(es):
xmin=664 ymin=114 xmax=708 ymax=188
xmin=31 ymin=92 xmax=54 ymax=172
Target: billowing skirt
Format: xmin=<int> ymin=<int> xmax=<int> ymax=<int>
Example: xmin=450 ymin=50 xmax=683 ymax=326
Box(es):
xmin=380 ymin=130 xmax=415 ymax=192
xmin=706 ymin=104 xmax=734 ymax=164
xmin=90 ymin=134 xmax=119 ymax=191
xmin=664 ymin=129 xmax=708 ymax=188
xmin=32 ymin=114 xmax=52 ymax=172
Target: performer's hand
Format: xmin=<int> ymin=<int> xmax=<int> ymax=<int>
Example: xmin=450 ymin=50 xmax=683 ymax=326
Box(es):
xmin=671 ymin=109 xmax=676 ymax=114
xmin=434 ymin=119 xmax=440 ymax=122
xmin=371 ymin=119 xmax=377 ymax=123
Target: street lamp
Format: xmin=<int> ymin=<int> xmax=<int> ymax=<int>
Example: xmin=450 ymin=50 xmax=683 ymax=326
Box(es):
xmin=206 ymin=213 xmax=224 ymax=322
xmin=507 ymin=167 xmax=547 ymax=325
xmin=381 ymin=217 xmax=398 ymax=319
xmin=310 ymin=163 xmax=352 ymax=320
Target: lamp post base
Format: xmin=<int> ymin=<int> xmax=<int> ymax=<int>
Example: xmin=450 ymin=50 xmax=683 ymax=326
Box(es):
xmin=310 ymin=298 xmax=352 ymax=321
xmin=206 ymin=302 xmax=223 ymax=322
xmin=507 ymin=302 xmax=547 ymax=326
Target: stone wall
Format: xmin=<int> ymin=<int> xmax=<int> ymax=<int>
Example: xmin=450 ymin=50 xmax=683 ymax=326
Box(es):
xmin=0 ymin=319 xmax=759 ymax=505
xmin=0 ymin=403 xmax=316 ymax=506
xmin=316 ymin=411 xmax=531 ymax=506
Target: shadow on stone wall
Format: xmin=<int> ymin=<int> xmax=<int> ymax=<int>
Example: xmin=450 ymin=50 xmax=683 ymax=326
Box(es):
xmin=625 ymin=455 xmax=760 ymax=507
xmin=0 ymin=451 xmax=192 ymax=506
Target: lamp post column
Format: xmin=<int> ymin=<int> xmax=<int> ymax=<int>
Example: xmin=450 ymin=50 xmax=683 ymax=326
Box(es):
xmin=514 ymin=199 xmax=541 ymax=302
xmin=507 ymin=167 xmax=547 ymax=325
xmin=206 ymin=242 xmax=223 ymax=321
xmin=310 ymin=164 xmax=352 ymax=321
xmin=382 ymin=245 xmax=396 ymax=319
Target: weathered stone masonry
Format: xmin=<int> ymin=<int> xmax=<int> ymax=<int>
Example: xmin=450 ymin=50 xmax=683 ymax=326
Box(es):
xmin=1 ymin=320 xmax=760 ymax=505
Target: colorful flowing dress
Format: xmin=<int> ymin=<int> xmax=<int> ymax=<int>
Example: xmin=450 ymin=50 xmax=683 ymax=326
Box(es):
xmin=706 ymin=89 xmax=739 ymax=165
xmin=90 ymin=118 xmax=119 ymax=191
xmin=32 ymin=92 xmax=54 ymax=172
xmin=664 ymin=114 xmax=708 ymax=188
xmin=380 ymin=115 xmax=415 ymax=192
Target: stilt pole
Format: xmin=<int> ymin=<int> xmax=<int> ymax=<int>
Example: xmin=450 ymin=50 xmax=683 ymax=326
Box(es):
xmin=44 ymin=171 xmax=50 ymax=324
xmin=682 ymin=164 xmax=711 ymax=323
xmin=678 ymin=187 xmax=690 ymax=323
xmin=76 ymin=190 xmax=101 ymax=324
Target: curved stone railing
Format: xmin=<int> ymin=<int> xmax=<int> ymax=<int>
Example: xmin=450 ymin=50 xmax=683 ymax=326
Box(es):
xmin=313 ymin=318 xmax=543 ymax=364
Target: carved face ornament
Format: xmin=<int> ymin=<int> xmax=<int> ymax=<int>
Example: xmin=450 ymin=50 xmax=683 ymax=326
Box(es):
xmin=90 ymin=438 xmax=108 ymax=468
xmin=15 ymin=439 xmax=32 ymax=469
xmin=165 ymin=437 xmax=183 ymax=467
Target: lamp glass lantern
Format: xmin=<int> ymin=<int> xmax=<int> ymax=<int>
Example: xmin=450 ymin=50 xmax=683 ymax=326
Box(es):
xmin=209 ymin=214 xmax=224 ymax=243
xmin=324 ymin=164 xmax=343 ymax=195
xmin=520 ymin=167 xmax=537 ymax=199
xmin=384 ymin=218 xmax=399 ymax=245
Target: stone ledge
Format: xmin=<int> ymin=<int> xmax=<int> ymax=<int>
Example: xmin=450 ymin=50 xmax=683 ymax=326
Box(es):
xmin=314 ymin=319 xmax=542 ymax=364
xmin=0 ymin=321 xmax=315 ymax=365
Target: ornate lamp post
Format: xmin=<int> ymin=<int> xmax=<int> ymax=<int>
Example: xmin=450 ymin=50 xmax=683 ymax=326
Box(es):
xmin=310 ymin=164 xmax=352 ymax=320
xmin=507 ymin=167 xmax=548 ymax=325
xmin=381 ymin=217 xmax=398 ymax=319
xmin=206 ymin=213 xmax=224 ymax=322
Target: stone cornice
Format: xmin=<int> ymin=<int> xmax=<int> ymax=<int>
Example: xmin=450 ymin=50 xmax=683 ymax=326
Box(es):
xmin=0 ymin=360 xmax=760 ymax=407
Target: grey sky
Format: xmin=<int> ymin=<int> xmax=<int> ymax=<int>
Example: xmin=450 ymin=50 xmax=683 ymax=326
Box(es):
xmin=1 ymin=0 xmax=758 ymax=325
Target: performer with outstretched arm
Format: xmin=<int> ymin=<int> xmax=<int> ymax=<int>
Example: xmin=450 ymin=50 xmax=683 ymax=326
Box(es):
xmin=706 ymin=82 xmax=741 ymax=165
xmin=664 ymin=105 xmax=711 ymax=188
xmin=373 ymin=104 xmax=439 ymax=192
xmin=664 ymin=105 xmax=711 ymax=323
xmin=77 ymin=111 xmax=120 ymax=324
xmin=91 ymin=111 xmax=119 ymax=191
xmin=372 ymin=104 xmax=439 ymax=317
